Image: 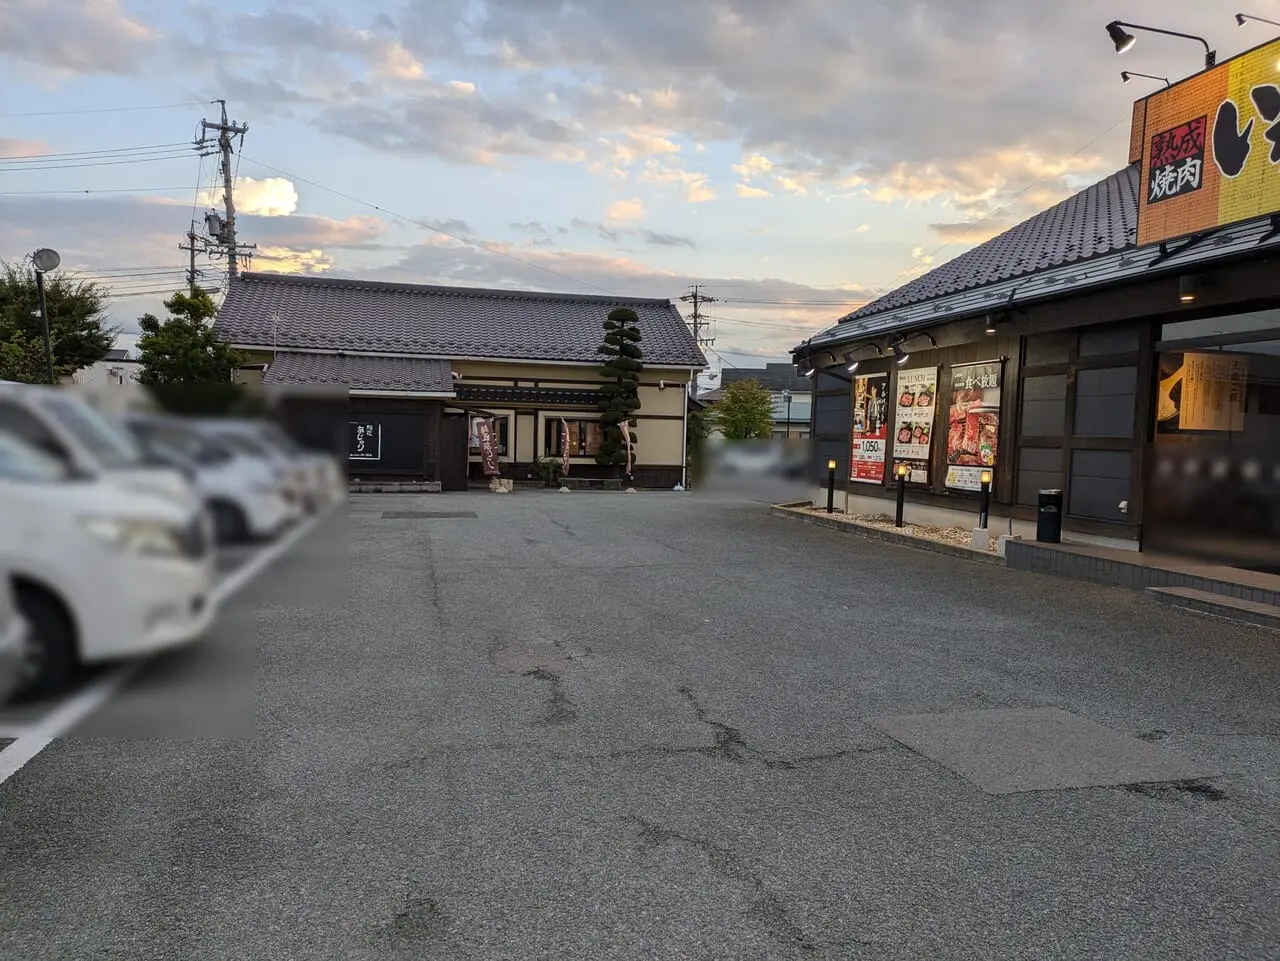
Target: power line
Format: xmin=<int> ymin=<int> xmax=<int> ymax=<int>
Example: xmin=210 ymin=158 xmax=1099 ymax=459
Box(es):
xmin=0 ymin=186 xmax=194 ymax=196
xmin=0 ymin=100 xmax=213 ymax=118
xmin=0 ymin=152 xmax=199 ymax=173
xmin=239 ymin=154 xmax=617 ymax=297
xmin=0 ymin=141 xmax=193 ymax=161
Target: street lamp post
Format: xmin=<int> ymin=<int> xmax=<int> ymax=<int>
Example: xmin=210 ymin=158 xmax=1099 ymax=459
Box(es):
xmin=782 ymin=390 xmax=792 ymax=439
xmin=31 ymin=248 xmax=60 ymax=385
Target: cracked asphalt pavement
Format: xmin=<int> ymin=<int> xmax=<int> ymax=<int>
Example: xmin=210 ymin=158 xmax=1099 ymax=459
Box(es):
xmin=1 ymin=487 xmax=1278 ymax=960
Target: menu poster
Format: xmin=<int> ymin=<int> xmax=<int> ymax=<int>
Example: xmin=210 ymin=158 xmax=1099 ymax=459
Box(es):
xmin=1157 ymin=351 xmax=1247 ymax=433
xmin=891 ymin=367 xmax=938 ymax=484
xmin=349 ymin=421 xmax=381 ymax=461
xmin=944 ymin=361 xmax=1003 ymax=492
xmin=850 ymin=372 xmax=889 ymax=483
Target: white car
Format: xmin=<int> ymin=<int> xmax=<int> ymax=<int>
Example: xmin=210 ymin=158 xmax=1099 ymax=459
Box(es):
xmin=0 ymin=382 xmax=200 ymax=513
xmin=0 ymin=431 xmax=217 ymax=700
xmin=116 ymin=413 xmax=295 ymax=543
xmin=190 ymin=418 xmax=330 ymax=513
xmin=0 ymin=573 xmax=29 ymax=705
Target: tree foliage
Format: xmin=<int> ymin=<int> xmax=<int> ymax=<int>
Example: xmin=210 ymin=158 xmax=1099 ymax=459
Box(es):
xmin=136 ymin=288 xmax=255 ymax=414
xmin=0 ymin=261 xmax=116 ymax=382
xmin=596 ymin=306 xmax=644 ymax=469
xmin=711 ymin=379 xmax=776 ymax=440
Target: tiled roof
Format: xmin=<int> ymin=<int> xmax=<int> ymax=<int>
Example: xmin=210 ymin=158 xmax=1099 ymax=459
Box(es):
xmin=216 ymin=272 xmax=706 ymax=368
xmin=721 ymin=363 xmax=812 ymax=393
xmin=262 ymin=351 xmax=454 ymax=393
xmin=840 ymin=164 xmax=1141 ymax=324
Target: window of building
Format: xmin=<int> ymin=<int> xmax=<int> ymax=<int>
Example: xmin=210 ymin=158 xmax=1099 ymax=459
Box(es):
xmin=468 ymin=416 xmax=510 ymax=457
xmin=545 ymin=418 xmax=603 ymax=457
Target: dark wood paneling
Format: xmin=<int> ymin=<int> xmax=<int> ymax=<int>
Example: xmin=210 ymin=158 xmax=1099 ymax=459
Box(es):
xmin=1024 ymin=331 xmax=1073 ymax=367
xmin=1079 ymin=325 xmax=1142 ymax=357
xmin=1020 ymin=375 xmax=1068 ymax=437
xmin=440 ymin=414 xmax=469 ymax=491
xmin=1073 ymin=366 xmax=1138 ymax=438
xmin=1069 ymin=449 xmax=1132 ymax=522
xmin=1016 ymin=446 xmax=1063 ymax=506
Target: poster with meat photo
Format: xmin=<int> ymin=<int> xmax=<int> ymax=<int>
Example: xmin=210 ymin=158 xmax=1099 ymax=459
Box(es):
xmin=890 ymin=367 xmax=938 ymax=484
xmin=849 ymin=373 xmax=888 ymax=483
xmin=944 ymin=361 xmax=1003 ymax=492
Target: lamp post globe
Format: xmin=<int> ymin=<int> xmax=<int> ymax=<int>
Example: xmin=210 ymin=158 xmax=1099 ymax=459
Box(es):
xmin=32 ymin=248 xmax=60 ymax=272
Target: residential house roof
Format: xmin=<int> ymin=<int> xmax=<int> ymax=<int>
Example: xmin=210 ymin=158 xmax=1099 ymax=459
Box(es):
xmin=262 ymin=351 xmax=454 ymax=394
xmin=216 ymin=272 xmax=707 ymax=368
xmin=720 ymin=362 xmax=812 ymax=393
xmin=795 ymin=162 xmax=1280 ymax=357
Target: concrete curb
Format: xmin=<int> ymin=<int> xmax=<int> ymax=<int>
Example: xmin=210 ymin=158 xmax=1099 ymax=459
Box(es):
xmin=770 ymin=504 xmax=1005 ymax=566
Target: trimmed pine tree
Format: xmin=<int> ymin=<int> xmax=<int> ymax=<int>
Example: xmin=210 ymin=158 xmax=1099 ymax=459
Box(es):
xmin=596 ymin=307 xmax=644 ymax=470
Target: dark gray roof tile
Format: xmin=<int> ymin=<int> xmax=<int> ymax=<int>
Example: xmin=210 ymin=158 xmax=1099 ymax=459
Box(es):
xmin=215 ymin=273 xmax=707 ymax=368
xmin=262 ymin=351 xmax=454 ymax=393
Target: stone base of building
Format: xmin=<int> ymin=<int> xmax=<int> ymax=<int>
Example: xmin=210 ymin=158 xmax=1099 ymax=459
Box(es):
xmin=815 ymin=486 xmax=1140 ymax=554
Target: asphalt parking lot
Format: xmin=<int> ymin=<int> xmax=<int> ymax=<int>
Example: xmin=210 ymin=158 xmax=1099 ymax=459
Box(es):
xmin=0 ymin=490 xmax=1277 ymax=960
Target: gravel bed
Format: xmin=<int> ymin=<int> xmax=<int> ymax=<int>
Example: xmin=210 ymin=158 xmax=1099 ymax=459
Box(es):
xmin=798 ymin=506 xmax=997 ymax=553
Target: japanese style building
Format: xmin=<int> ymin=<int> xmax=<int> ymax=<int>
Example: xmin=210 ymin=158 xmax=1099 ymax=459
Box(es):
xmin=215 ymin=273 xmax=705 ymax=490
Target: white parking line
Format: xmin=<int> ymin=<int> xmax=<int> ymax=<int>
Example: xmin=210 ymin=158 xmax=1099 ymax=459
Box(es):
xmin=0 ymin=509 xmax=329 ymax=787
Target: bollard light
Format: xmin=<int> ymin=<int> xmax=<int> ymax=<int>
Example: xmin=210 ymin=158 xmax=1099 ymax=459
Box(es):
xmin=826 ymin=458 xmax=837 ymax=514
xmin=978 ymin=468 xmax=992 ymax=530
xmin=895 ymin=463 xmax=908 ymax=528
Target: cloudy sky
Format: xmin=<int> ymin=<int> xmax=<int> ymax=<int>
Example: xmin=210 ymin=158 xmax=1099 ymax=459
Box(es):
xmin=2 ymin=0 xmax=1278 ymax=377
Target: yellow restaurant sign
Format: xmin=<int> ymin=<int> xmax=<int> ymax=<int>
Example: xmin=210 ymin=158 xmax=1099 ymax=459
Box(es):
xmin=1135 ymin=37 xmax=1280 ymax=247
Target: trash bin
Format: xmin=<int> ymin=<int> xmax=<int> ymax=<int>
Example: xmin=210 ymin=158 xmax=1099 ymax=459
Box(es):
xmin=1037 ymin=489 xmax=1064 ymax=543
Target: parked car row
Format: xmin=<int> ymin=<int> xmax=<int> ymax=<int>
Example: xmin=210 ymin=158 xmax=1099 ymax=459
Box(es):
xmin=0 ymin=382 xmax=344 ymax=703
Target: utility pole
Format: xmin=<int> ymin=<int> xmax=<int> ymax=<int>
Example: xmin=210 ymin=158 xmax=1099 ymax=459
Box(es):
xmin=198 ymin=100 xmax=255 ymax=279
xmin=680 ymin=283 xmax=718 ymax=352
xmin=178 ymin=220 xmax=202 ymax=294
xmin=680 ymin=283 xmax=718 ymax=401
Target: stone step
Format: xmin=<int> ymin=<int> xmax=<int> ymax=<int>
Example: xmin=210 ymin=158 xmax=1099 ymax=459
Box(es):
xmin=1147 ymin=586 xmax=1280 ymax=632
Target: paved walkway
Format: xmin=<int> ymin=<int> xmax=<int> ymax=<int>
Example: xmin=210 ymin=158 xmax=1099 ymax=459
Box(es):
xmin=1 ymin=491 xmax=1277 ymax=960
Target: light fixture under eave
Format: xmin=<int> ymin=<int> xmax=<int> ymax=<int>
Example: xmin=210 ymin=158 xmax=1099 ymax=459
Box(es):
xmin=843 ymin=352 xmax=860 ymax=373
xmin=804 ymin=368 xmax=816 ymax=378
xmin=1107 ymin=20 xmax=1137 ymax=54
xmin=1178 ymin=274 xmax=1204 ymax=303
xmin=892 ymin=343 xmax=910 ymax=366
xmin=985 ymin=314 xmax=998 ymax=335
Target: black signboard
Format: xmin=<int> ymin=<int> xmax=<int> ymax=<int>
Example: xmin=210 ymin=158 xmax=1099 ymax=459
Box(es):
xmin=349 ymin=420 xmax=382 ymax=461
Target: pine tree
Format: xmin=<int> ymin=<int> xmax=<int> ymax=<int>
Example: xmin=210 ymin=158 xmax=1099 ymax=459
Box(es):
xmin=596 ymin=307 xmax=644 ymax=469
xmin=136 ymin=288 xmax=252 ymax=414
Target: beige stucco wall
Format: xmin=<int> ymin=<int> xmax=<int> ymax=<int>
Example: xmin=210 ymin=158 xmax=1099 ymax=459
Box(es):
xmin=242 ymin=351 xmax=695 ymax=467
xmin=455 ymin=360 xmax=690 ymax=467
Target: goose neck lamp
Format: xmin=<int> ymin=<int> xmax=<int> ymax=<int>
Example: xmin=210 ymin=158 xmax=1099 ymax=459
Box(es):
xmin=1236 ymin=13 xmax=1280 ymax=29
xmin=1106 ymin=20 xmax=1216 ymax=69
xmin=1121 ymin=70 xmax=1171 ymax=88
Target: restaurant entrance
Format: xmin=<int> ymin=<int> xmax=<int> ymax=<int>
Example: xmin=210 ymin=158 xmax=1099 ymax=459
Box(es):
xmin=1143 ymin=308 xmax=1280 ymax=573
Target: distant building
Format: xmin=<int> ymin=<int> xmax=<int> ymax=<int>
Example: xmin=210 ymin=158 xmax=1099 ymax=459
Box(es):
xmin=703 ymin=363 xmax=811 ymax=439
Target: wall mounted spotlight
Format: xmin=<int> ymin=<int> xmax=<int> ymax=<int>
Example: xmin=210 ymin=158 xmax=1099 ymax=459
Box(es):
xmin=1121 ymin=70 xmax=1171 ymax=87
xmin=1106 ymin=19 xmax=1216 ymax=69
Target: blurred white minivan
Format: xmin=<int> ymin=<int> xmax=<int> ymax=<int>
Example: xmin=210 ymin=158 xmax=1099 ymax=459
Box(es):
xmin=0 ymin=383 xmax=200 ymax=513
xmin=115 ymin=412 xmax=294 ymax=544
xmin=0 ymin=431 xmax=217 ymax=699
